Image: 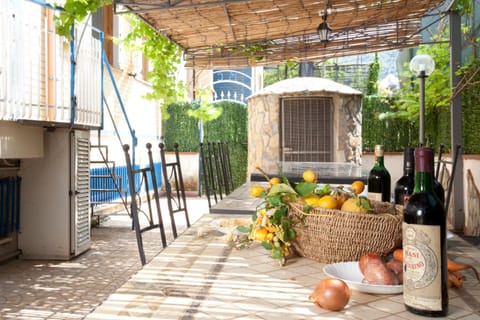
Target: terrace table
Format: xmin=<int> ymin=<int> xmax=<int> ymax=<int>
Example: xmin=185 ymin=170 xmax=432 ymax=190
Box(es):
xmin=209 ymin=182 xmax=266 ymax=214
xmin=251 ymin=161 xmax=369 ymax=184
xmin=85 ymin=213 xmax=480 ymax=320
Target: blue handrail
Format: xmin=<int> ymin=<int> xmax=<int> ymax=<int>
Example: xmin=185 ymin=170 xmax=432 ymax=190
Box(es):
xmin=69 ymin=25 xmax=76 ymax=128
xmin=102 ymin=52 xmax=138 ymax=168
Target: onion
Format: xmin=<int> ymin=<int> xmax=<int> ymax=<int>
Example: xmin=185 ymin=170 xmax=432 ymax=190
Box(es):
xmin=309 ymin=278 xmax=351 ymax=311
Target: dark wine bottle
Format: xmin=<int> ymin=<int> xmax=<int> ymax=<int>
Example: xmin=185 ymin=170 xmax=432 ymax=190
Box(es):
xmin=403 ymin=147 xmax=448 ymax=317
xmin=367 ymin=145 xmax=391 ymax=202
xmin=394 ymin=146 xmax=415 ymax=205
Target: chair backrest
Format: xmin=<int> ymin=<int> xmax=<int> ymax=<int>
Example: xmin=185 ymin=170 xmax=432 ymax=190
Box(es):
xmin=159 ymin=143 xmax=191 ymax=238
xmin=123 ymin=143 xmax=168 ymax=266
xmin=436 ymin=144 xmax=461 ymax=213
xmin=199 ymin=141 xmax=235 ymax=208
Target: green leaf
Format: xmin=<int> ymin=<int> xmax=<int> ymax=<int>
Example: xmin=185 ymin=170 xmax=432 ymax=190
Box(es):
xmin=261 ymin=242 xmax=273 ymax=250
xmin=284 ymin=227 xmax=296 ymax=242
xmin=268 ymin=183 xmax=296 ymax=196
xmin=315 ymin=184 xmax=331 ymax=197
xmin=272 ymin=206 xmax=288 ymax=223
xmin=359 ymin=197 xmax=373 ymax=211
xmin=267 ymin=194 xmax=284 ymax=207
xmin=294 ymin=182 xmax=317 ymax=197
xmin=271 ymin=247 xmax=282 ymax=259
xmin=236 ymin=225 xmax=251 ymax=233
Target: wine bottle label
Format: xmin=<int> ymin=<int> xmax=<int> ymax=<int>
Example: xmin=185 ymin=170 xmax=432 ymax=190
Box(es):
xmin=403 ymin=223 xmax=442 ymax=311
xmin=368 ymin=192 xmax=382 ymax=202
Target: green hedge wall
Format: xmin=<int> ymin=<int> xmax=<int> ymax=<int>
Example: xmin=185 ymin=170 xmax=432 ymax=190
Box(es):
xmin=363 ymin=59 xmax=480 ymax=154
xmin=203 ymin=101 xmax=248 ymax=188
xmin=164 ymin=102 xmax=200 ymax=151
xmin=362 ymin=96 xmax=415 ymax=152
xmin=163 ymin=100 xmax=248 ymax=188
xmin=362 ymin=97 xmax=454 ymax=153
xmin=461 ymin=61 xmax=480 ymax=154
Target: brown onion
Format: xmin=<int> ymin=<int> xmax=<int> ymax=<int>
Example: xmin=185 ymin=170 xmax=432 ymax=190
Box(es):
xmin=309 ymin=278 xmax=351 ymax=311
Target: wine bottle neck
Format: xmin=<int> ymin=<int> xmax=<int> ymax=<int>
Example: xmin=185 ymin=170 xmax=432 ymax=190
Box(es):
xmin=405 ymin=165 xmax=414 ymax=175
xmin=414 ymin=171 xmax=435 ymax=193
xmin=375 ymin=155 xmax=385 ymax=168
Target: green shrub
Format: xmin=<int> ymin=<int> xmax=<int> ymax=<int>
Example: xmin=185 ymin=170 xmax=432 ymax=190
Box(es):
xmin=163 ymin=102 xmax=200 ymax=151
xmin=203 ymin=101 xmax=248 ymax=187
xmin=163 ymin=100 xmax=248 ymax=188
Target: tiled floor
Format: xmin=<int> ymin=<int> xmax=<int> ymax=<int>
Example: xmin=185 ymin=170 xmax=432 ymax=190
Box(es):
xmin=0 ymin=197 xmax=209 ymax=320
xmin=2 ymin=196 xmax=480 ymax=320
xmin=84 ymin=213 xmax=480 ymax=320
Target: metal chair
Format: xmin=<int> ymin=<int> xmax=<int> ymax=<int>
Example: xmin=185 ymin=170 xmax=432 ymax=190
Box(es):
xmin=199 ymin=141 xmax=235 ymax=208
xmin=123 ymin=144 xmax=167 ymax=266
xmin=436 ymin=144 xmax=461 ymax=213
xmin=199 ymin=142 xmax=218 ymax=208
xmin=159 ymin=143 xmax=190 ymax=239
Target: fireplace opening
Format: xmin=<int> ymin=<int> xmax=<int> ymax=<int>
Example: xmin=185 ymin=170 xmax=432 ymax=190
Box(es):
xmin=281 ymin=97 xmax=333 ymax=162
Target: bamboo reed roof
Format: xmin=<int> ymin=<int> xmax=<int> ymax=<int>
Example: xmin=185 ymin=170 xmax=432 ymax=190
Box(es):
xmin=114 ymin=0 xmax=446 ymax=69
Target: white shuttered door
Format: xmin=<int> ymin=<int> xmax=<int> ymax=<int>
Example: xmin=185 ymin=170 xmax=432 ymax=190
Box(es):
xmin=71 ymin=130 xmax=91 ymax=255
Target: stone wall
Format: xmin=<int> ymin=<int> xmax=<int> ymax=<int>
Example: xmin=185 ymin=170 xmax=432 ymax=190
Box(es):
xmin=247 ymin=91 xmax=363 ymax=178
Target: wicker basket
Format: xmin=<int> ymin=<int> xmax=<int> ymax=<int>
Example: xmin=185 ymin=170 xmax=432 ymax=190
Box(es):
xmin=288 ymin=201 xmax=403 ymax=264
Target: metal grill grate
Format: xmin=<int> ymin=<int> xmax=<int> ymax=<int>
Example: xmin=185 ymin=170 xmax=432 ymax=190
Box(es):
xmin=281 ymin=97 xmax=333 ymax=162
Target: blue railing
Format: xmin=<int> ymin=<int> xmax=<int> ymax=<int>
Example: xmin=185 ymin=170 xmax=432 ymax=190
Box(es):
xmin=90 ymin=162 xmax=162 ymax=204
xmin=0 ymin=177 xmax=21 ymax=237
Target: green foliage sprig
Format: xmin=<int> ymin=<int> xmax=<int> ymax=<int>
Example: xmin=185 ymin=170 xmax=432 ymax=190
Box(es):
xmin=366 ymin=53 xmax=380 ymax=95
xmin=119 ymin=15 xmax=184 ymax=107
xmin=52 ymin=0 xmax=112 ymax=39
xmin=50 ymin=0 xmax=184 ymax=109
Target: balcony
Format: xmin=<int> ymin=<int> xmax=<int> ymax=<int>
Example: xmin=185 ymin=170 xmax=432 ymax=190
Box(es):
xmin=0 ymin=1 xmax=102 ymax=129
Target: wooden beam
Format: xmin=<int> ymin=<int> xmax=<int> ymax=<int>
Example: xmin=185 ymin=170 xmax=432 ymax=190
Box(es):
xmin=449 ymin=9 xmax=464 ymax=232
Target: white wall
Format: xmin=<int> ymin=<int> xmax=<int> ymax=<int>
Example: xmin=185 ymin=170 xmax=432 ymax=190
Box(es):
xmin=19 ymin=129 xmax=72 ymax=260
xmin=0 ymin=122 xmax=43 ymax=158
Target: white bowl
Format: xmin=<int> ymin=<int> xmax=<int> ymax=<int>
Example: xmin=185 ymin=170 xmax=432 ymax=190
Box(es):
xmin=323 ymin=261 xmax=403 ymax=294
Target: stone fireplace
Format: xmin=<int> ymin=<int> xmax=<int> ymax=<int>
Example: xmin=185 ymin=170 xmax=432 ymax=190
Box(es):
xmin=247 ymin=77 xmax=363 ymax=179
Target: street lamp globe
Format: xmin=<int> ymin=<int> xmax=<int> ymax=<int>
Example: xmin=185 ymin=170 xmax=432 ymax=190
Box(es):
xmin=409 ymin=54 xmax=435 ymax=77
xmin=409 ymin=53 xmax=435 ymax=146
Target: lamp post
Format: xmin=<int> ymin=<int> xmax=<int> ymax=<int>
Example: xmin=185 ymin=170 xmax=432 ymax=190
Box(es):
xmin=409 ymin=54 xmax=435 ymax=146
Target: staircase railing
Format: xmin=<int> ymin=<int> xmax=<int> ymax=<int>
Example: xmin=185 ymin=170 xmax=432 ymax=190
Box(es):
xmin=89 ymin=44 xmax=139 ymax=217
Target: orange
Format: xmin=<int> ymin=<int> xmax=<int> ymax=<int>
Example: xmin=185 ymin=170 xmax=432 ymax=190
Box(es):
xmin=317 ymin=195 xmax=338 ymax=209
xmin=351 ymin=180 xmax=365 ymax=195
xmin=249 ymin=185 xmax=264 ymax=198
xmin=303 ymin=170 xmax=318 ymax=183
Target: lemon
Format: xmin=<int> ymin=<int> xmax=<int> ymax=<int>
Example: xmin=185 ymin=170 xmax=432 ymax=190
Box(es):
xmin=249 ymin=185 xmax=264 ymax=198
xmin=303 ymin=194 xmax=321 ymax=206
xmin=303 ymin=169 xmax=318 ymax=183
xmin=269 ymin=177 xmax=282 ymax=185
xmin=341 ymin=197 xmax=369 ymax=213
xmin=317 ymin=195 xmax=338 ymax=209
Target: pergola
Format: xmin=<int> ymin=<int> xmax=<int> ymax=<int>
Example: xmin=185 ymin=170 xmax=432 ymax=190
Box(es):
xmin=112 ymin=0 xmax=465 ymax=231
xmin=113 ymin=0 xmax=447 ymax=69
